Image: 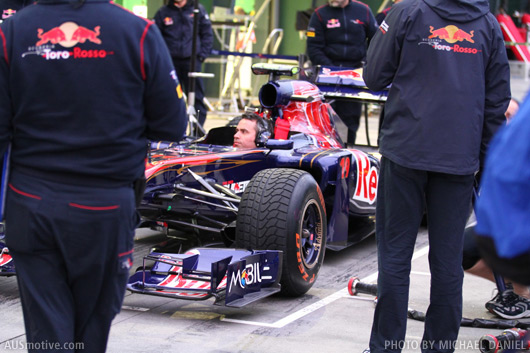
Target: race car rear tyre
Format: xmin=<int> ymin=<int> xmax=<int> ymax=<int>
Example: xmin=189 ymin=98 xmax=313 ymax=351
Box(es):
xmin=235 ymin=168 xmax=327 ymax=297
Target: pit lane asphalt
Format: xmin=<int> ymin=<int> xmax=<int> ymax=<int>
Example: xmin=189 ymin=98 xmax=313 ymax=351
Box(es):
xmin=1 ymin=78 xmax=528 ymax=353
xmin=3 ymin=226 xmax=522 ymax=353
xmin=0 ymin=227 xmax=405 ymax=352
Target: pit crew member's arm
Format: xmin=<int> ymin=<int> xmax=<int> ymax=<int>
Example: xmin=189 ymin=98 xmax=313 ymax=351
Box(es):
xmin=363 ymin=2 xmax=408 ymax=91
xmin=307 ymin=10 xmax=333 ymax=66
xmin=474 ymin=95 xmax=530 ymax=259
xmin=0 ymin=26 xmax=11 ymax=157
xmin=142 ymin=23 xmax=188 ymax=142
xmin=365 ymin=7 xmax=378 ymax=41
xmin=153 ymin=9 xmax=164 ymax=31
xmin=198 ymin=5 xmax=213 ymax=62
xmin=480 ymin=16 xmax=511 ymax=170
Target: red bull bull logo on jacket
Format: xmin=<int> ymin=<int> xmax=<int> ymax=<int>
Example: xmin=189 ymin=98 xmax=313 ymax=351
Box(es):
xmin=25 ymin=22 xmax=112 ymax=61
xmin=428 ymin=25 xmax=474 ymax=43
xmin=327 ymin=18 xmax=340 ymax=28
xmin=2 ymin=9 xmax=17 ymax=20
xmin=421 ymin=25 xmax=479 ymax=55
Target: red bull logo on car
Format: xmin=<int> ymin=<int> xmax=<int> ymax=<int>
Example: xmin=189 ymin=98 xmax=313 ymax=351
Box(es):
xmin=31 ymin=22 xmax=111 ymax=60
xmin=351 ymin=150 xmax=377 ymax=205
xmin=423 ymin=25 xmax=479 ymax=55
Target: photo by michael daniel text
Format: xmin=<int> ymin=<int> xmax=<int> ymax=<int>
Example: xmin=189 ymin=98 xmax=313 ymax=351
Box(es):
xmin=384 ymin=339 xmax=527 ymax=351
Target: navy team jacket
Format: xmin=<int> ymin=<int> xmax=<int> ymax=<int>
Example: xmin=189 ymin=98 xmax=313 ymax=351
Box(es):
xmin=0 ymin=0 xmax=188 ymax=187
xmin=364 ymin=0 xmax=510 ymax=175
xmin=154 ymin=1 xmax=213 ymax=61
xmin=307 ymin=0 xmax=378 ymax=67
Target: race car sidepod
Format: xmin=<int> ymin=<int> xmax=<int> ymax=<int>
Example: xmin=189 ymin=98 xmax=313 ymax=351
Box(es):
xmin=127 ymin=247 xmax=282 ymax=307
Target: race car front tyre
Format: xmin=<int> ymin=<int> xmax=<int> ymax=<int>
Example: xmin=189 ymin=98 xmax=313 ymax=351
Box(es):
xmin=235 ymin=168 xmax=327 ymax=297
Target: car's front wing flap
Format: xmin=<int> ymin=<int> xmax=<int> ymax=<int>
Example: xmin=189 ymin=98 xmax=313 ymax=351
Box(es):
xmin=127 ymin=248 xmax=282 ymax=308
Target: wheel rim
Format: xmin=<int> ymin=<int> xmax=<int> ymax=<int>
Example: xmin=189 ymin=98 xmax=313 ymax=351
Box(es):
xmin=298 ymin=199 xmax=324 ymax=269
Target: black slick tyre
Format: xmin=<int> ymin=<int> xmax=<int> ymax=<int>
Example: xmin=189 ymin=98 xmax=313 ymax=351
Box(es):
xmin=235 ymin=168 xmax=327 ymax=296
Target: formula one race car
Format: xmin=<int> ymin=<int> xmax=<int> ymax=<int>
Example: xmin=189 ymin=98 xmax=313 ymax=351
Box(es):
xmin=127 ymin=63 xmax=387 ymax=304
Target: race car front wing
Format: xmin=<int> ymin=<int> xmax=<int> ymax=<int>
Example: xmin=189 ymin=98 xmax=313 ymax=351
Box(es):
xmin=127 ymin=248 xmax=282 ymax=307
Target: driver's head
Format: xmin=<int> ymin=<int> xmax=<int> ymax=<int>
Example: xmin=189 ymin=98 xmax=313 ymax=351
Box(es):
xmin=233 ymin=113 xmax=271 ymax=149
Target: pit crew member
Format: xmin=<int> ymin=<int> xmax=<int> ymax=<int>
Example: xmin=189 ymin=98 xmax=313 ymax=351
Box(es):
xmin=154 ymin=0 xmax=213 ymax=127
xmin=0 ymin=0 xmax=30 ymax=23
xmin=463 ymin=226 xmax=530 ymax=319
xmin=306 ymin=0 xmax=377 ymax=145
xmin=463 ymin=99 xmax=528 ymax=320
xmin=475 ymin=91 xmax=530 ymax=295
xmin=363 ymin=0 xmax=510 ymax=351
xmin=0 ymin=1 xmax=188 ymax=351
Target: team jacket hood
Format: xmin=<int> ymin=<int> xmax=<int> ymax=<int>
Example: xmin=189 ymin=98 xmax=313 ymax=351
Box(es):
xmin=424 ymin=0 xmax=490 ymax=22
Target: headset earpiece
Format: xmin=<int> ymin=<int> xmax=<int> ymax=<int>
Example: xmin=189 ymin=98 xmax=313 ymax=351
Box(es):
xmin=255 ymin=118 xmax=272 ymax=147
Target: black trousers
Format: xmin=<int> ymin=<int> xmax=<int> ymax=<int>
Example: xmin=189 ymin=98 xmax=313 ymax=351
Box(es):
xmin=331 ymin=100 xmax=362 ymax=145
xmin=369 ymin=157 xmax=474 ymax=353
xmin=173 ymin=57 xmax=207 ymax=126
xmin=5 ymin=170 xmax=137 ymax=353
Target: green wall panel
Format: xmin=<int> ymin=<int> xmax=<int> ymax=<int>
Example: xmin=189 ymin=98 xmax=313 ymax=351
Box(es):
xmin=278 ymin=0 xmax=312 ymax=56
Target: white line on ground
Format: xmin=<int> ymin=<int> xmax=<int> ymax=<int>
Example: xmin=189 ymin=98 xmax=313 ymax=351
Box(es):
xmin=410 ymin=271 xmax=431 ymax=276
xmin=122 ymin=305 xmax=151 ymax=312
xmin=119 ymin=246 xmax=431 ymax=324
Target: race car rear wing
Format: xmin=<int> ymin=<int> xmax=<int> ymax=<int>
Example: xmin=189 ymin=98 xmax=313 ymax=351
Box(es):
xmin=305 ymin=65 xmax=389 ymax=103
xmin=250 ymin=63 xmax=388 ymax=103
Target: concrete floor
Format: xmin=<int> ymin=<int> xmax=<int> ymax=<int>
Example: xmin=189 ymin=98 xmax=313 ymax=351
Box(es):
xmin=0 ymin=76 xmax=528 ymax=353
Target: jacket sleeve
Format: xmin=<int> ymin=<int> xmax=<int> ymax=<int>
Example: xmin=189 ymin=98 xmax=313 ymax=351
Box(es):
xmin=0 ymin=26 xmax=12 ymax=158
xmin=480 ymin=16 xmax=511 ymax=169
xmin=142 ymin=23 xmax=188 ymax=142
xmin=474 ymin=95 xmax=530 ymax=259
xmin=198 ymin=5 xmax=213 ymax=60
xmin=306 ymin=10 xmax=333 ymax=66
xmin=363 ymin=2 xmax=408 ymax=91
xmin=153 ymin=9 xmax=163 ymax=31
xmin=365 ymin=7 xmax=378 ymax=40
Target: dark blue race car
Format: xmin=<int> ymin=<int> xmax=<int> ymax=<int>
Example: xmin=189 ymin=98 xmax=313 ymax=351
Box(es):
xmin=127 ymin=64 xmax=386 ymax=305
xmin=1 ymin=63 xmax=387 ymax=307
